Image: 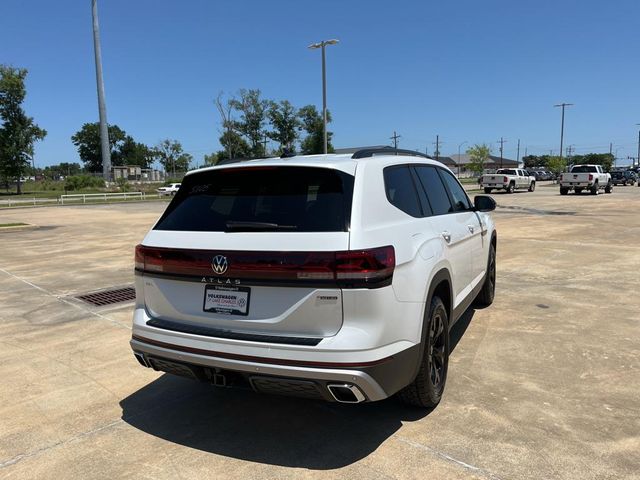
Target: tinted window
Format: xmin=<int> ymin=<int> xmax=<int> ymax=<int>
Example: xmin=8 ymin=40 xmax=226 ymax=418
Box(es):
xmin=155 ymin=166 xmax=353 ymax=232
xmin=383 ymin=166 xmax=422 ymax=217
xmin=414 ymin=166 xmax=452 ymax=215
xmin=439 ymin=169 xmax=472 ymax=211
xmin=496 ymin=169 xmax=517 ymax=175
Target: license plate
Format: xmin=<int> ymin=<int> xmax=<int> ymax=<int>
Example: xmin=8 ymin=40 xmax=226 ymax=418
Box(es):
xmin=203 ymin=285 xmax=250 ymax=316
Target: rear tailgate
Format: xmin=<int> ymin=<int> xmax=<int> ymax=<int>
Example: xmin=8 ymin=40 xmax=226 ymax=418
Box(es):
xmin=137 ymin=165 xmax=354 ymax=339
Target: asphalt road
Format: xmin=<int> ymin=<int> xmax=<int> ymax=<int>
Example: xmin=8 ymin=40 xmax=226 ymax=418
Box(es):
xmin=0 ymin=183 xmax=638 ymax=479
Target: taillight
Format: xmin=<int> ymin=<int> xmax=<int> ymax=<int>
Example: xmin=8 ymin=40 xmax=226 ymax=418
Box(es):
xmin=588 ymin=174 xmax=593 ymax=181
xmin=503 ymin=176 xmax=508 ymax=183
xmin=335 ymin=246 xmax=395 ymax=286
xmin=134 ymin=245 xmax=395 ymax=288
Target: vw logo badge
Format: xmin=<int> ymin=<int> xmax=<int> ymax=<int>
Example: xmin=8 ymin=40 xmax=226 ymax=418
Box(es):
xmin=211 ymin=255 xmax=228 ymax=275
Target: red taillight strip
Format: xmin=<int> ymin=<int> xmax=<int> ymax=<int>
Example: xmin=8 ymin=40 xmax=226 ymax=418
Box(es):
xmin=131 ymin=335 xmax=393 ymax=368
xmin=134 ymin=245 xmax=395 ymax=288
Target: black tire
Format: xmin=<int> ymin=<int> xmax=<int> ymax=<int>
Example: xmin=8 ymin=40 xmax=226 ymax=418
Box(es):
xmin=560 ymin=187 xmax=569 ymax=195
xmin=474 ymin=244 xmax=496 ymax=307
xmin=590 ymin=182 xmax=599 ymax=195
xmin=398 ymin=296 xmax=449 ymax=408
xmin=528 ymin=181 xmax=536 ymax=192
xmin=575 ymin=187 xmax=583 ymax=194
xmin=506 ymin=182 xmax=515 ymax=194
xmin=484 ymin=187 xmax=492 ymax=194
xmin=605 ymin=182 xmax=613 ymax=194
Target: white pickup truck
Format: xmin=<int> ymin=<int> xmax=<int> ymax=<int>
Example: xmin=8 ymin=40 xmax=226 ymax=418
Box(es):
xmin=559 ymin=165 xmax=612 ymax=195
xmin=480 ymin=168 xmax=535 ymax=194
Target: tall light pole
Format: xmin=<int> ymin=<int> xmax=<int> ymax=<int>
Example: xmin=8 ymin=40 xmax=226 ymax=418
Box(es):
xmin=554 ymin=103 xmax=573 ymax=167
xmin=91 ymin=0 xmax=111 ymax=181
xmin=635 ymin=124 xmax=640 ymax=168
xmin=308 ymin=39 xmax=339 ymax=154
xmin=457 ymin=141 xmax=467 ymax=177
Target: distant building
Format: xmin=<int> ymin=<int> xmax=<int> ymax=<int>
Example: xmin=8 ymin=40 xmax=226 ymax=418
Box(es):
xmin=111 ymin=166 xmax=163 ymax=182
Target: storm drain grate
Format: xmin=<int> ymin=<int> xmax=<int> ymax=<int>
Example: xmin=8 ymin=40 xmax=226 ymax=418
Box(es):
xmin=76 ymin=286 xmax=136 ymax=307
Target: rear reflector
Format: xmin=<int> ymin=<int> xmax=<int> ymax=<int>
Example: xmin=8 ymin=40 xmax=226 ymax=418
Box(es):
xmin=134 ymin=245 xmax=395 ymax=288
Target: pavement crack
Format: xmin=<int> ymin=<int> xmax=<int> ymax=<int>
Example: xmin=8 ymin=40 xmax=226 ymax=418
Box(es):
xmin=0 ymin=419 xmax=124 ymax=469
xmin=395 ymin=436 xmax=504 ymax=480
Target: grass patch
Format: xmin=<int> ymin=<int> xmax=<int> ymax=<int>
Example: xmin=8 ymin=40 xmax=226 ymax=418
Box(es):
xmin=0 ymin=222 xmax=28 ymax=228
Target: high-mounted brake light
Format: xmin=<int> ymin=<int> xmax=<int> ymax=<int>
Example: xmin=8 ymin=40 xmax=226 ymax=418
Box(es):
xmin=134 ymin=245 xmax=396 ymax=288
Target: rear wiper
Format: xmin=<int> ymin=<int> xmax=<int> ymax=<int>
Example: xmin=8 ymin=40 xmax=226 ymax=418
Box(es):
xmin=225 ymin=221 xmax=297 ymax=231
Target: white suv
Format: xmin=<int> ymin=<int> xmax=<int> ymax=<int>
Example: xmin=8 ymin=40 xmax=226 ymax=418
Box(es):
xmin=131 ymin=148 xmax=497 ymax=408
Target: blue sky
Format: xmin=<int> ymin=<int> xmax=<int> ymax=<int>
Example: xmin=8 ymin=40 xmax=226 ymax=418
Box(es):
xmin=2 ymin=0 xmax=639 ymax=168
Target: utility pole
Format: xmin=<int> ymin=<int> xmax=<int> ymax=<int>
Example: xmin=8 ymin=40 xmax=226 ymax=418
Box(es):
xmin=516 ymin=139 xmax=520 ymax=165
xmin=609 ymin=142 xmax=612 ymax=156
xmin=390 ymin=131 xmax=401 ymax=149
xmin=91 ymin=0 xmax=111 ymax=182
xmin=497 ymin=137 xmax=507 ymax=168
xmin=554 ymin=102 xmax=573 ymax=167
xmin=433 ymin=135 xmax=442 ymax=160
xmin=308 ymin=39 xmax=339 ymax=154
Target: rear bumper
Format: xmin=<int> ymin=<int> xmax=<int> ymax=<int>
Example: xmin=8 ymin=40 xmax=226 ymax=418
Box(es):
xmin=481 ymin=183 xmax=507 ymax=189
xmin=560 ymin=182 xmax=592 ymax=188
xmin=130 ymin=335 xmax=420 ymax=402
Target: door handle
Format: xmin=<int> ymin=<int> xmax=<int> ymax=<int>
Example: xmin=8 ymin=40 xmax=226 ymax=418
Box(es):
xmin=441 ymin=231 xmax=451 ymax=243
xmin=467 ymin=225 xmax=475 ymax=234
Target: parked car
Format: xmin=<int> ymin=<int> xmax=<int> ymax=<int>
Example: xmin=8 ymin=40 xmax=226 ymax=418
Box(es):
xmin=157 ymin=183 xmax=181 ymax=196
xmin=480 ymin=168 xmax=535 ymax=193
xmin=130 ymin=149 xmax=498 ymax=408
xmin=559 ymin=165 xmax=612 ymax=195
xmin=611 ymin=171 xmax=637 ymax=186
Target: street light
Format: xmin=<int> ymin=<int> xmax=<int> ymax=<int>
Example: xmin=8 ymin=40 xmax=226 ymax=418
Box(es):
xmin=308 ymin=39 xmax=339 ymax=154
xmin=457 ymin=141 xmax=467 ymax=177
xmin=635 ymin=124 xmax=640 ymax=169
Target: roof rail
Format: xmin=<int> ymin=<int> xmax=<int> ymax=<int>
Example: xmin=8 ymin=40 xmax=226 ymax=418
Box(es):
xmin=351 ymin=147 xmax=433 ymax=160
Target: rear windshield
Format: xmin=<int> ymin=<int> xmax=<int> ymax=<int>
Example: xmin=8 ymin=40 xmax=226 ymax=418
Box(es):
xmin=154 ymin=166 xmax=354 ymax=232
xmin=496 ymin=169 xmax=516 ymax=175
xmin=570 ymin=165 xmax=598 ymax=173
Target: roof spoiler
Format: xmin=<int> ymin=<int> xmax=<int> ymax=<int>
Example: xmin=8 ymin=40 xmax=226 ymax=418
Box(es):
xmin=352 ymin=147 xmax=432 ymax=160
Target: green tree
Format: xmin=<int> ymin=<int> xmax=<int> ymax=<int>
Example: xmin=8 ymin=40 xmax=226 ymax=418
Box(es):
xmin=466 ymin=143 xmax=491 ymax=175
xmin=267 ymin=100 xmax=299 ymax=154
xmin=546 ymin=156 xmax=566 ymax=178
xmin=217 ymin=129 xmax=250 ymax=160
xmin=155 ymin=139 xmax=192 ymax=175
xmin=71 ymin=122 xmax=127 ymax=172
xmin=298 ymin=105 xmax=333 ymax=154
xmin=229 ymin=89 xmax=269 ymax=157
xmin=571 ymin=153 xmax=614 ymax=171
xmin=118 ymin=136 xmax=155 ymax=168
xmin=0 ymin=66 xmax=47 ymax=194
xmin=203 ymin=152 xmax=221 ymax=166
xmin=43 ymin=162 xmax=82 ymax=179
xmin=523 ymin=155 xmax=550 ymax=169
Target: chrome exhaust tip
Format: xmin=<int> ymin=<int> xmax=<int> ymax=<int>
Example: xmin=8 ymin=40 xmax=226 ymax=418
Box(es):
xmin=133 ymin=352 xmax=149 ymax=368
xmin=327 ymin=384 xmax=366 ymax=403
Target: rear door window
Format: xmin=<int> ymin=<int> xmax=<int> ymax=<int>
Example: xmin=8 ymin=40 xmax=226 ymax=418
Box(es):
xmin=154 ymin=166 xmax=354 ymax=232
xmin=413 ymin=165 xmax=453 ymax=215
xmin=383 ymin=166 xmax=423 ymax=217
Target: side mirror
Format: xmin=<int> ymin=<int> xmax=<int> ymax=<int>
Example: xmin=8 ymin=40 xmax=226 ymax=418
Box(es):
xmin=474 ymin=195 xmax=496 ymax=212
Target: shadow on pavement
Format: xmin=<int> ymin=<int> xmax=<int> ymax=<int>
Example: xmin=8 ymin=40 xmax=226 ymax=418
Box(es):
xmin=120 ymin=375 xmax=429 ymax=469
xmin=120 ymin=307 xmax=477 ymax=469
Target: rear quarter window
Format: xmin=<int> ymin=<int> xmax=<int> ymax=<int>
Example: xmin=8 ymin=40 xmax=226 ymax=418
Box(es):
xmin=154 ymin=166 xmax=354 ymax=232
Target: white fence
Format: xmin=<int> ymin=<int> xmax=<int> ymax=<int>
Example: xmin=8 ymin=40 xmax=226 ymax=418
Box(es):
xmin=59 ymin=192 xmax=147 ymax=205
xmin=0 ymin=197 xmax=59 ymax=207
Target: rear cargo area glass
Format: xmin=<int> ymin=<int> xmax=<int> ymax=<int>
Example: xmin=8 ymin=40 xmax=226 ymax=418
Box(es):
xmin=154 ymin=166 xmax=354 ymax=232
